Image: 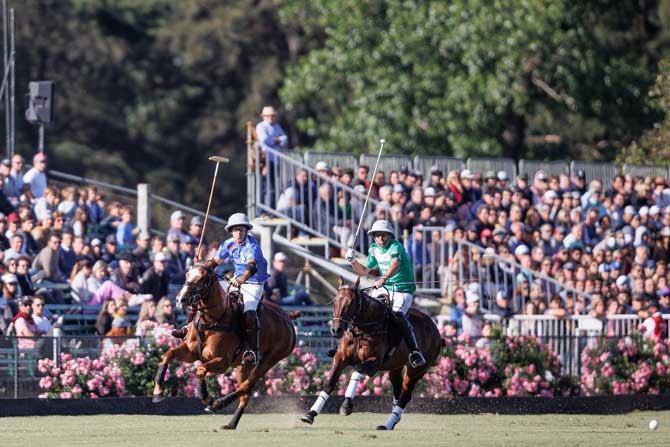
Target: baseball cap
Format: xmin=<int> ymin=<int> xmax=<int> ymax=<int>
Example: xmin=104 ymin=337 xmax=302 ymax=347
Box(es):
xmin=465 ymin=291 xmax=480 ymax=305
xmin=514 ymin=245 xmax=529 ymax=256
xmin=534 ymin=170 xmax=548 ymax=182
xmin=609 ymin=261 xmax=622 ymax=270
xmin=623 ymin=206 xmax=635 ymax=215
xmin=480 ymin=228 xmax=492 ymax=239
xmin=615 ymin=275 xmax=628 ymax=287
xmin=563 ymin=262 xmax=575 ymax=271
xmin=639 ymin=206 xmax=649 ymax=217
xmin=576 ymin=169 xmax=586 ymax=179
xmin=7 ymin=212 xmax=19 ymax=223
xmin=180 ymin=233 xmax=197 ymax=244
xmin=20 ymin=296 xmax=33 ymax=306
xmin=392 ymin=184 xmax=405 ymax=193
xmin=273 ymin=252 xmax=289 ymax=262
xmin=430 ymin=166 xmax=443 ymax=176
xmin=0 ymin=158 xmax=9 ymax=167
xmin=496 ymin=289 xmax=509 ymax=300
xmin=315 ymin=161 xmax=329 ymax=171
xmin=497 ymin=171 xmax=509 ymax=181
xmin=167 ymin=233 xmax=181 ymax=243
xmin=190 ymin=216 xmax=204 ymax=226
xmin=153 ymin=252 xmax=169 ymax=262
xmin=424 ymin=187 xmax=436 ymax=198
xmin=91 ymin=238 xmax=102 ymax=247
xmin=461 ymin=169 xmax=474 ymax=180
xmin=170 ymin=210 xmax=185 ymax=221
xmin=645 ymin=260 xmax=657 ymax=270
xmin=543 ymin=190 xmax=558 ymax=201
xmin=484 ymin=170 xmax=496 ymax=180
xmin=137 ymin=231 xmax=151 ymax=241
xmin=598 ymin=264 xmax=610 ymax=273
xmin=105 ymin=234 xmax=117 ymax=244
xmin=650 ymin=205 xmax=660 ymax=216
xmin=2 ymin=273 xmax=17 ymax=284
xmin=657 ymin=287 xmax=670 ymax=297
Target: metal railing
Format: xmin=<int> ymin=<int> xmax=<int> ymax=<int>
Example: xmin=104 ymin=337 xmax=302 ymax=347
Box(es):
xmin=252 ymin=145 xmax=397 ymax=256
xmin=408 ymin=226 xmax=592 ymax=310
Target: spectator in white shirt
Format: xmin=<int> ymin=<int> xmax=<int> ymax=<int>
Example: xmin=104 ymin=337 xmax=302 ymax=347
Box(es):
xmin=23 ymin=152 xmax=48 ymax=200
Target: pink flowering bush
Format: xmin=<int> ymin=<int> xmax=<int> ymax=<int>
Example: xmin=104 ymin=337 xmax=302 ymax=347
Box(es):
xmin=580 ymin=337 xmax=670 ymax=396
xmin=419 ymin=335 xmax=501 ymax=398
xmin=491 ymin=335 xmax=567 ymax=397
xmin=42 ymin=322 xmax=645 ymax=399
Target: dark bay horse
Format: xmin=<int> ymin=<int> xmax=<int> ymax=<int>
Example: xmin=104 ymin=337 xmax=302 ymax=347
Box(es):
xmin=152 ymin=263 xmax=298 ymax=429
xmin=301 ymin=277 xmax=442 ymax=430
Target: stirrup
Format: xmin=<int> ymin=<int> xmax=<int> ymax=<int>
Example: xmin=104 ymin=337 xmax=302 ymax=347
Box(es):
xmin=171 ymin=326 xmax=188 ymax=339
xmin=242 ymin=349 xmax=259 ymax=366
xmin=408 ymin=351 xmax=426 ymax=368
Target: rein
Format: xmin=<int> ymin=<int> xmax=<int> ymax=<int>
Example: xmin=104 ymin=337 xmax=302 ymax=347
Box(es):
xmin=333 ymin=286 xmax=388 ymax=334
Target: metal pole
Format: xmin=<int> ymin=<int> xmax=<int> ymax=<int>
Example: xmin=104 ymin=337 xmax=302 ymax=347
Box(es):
xmin=13 ymin=336 xmax=18 ymax=399
xmin=2 ymin=0 xmax=8 ymax=159
xmin=38 ymin=123 xmax=44 ymax=153
xmin=9 ymin=7 xmax=13 ymax=157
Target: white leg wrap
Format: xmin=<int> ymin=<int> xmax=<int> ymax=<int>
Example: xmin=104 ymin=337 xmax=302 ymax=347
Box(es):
xmin=383 ymin=405 xmax=404 ymax=430
xmin=310 ymin=391 xmax=330 ymax=414
xmin=344 ymin=372 xmax=365 ymax=399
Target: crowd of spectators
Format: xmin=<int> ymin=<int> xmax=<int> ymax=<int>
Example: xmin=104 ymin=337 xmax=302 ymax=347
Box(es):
xmin=0 ymin=152 xmax=221 ymax=338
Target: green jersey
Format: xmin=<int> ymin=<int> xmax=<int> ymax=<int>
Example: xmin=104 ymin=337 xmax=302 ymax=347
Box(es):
xmin=364 ymin=239 xmax=416 ymax=293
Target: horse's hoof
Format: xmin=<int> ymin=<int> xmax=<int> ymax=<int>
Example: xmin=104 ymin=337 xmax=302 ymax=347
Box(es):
xmin=204 ymin=406 xmax=217 ymax=414
xmin=376 ymin=425 xmax=388 ymax=430
xmin=339 ymin=397 xmax=353 ymax=416
xmin=152 ymin=393 xmax=164 ymax=403
xmin=300 ymin=411 xmax=316 ymax=425
xmin=221 ymin=424 xmax=236 ymax=430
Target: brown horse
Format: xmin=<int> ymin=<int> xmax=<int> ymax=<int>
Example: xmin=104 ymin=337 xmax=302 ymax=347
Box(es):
xmin=152 ymin=263 xmax=298 ymax=429
xmin=301 ymin=277 xmax=443 ymax=430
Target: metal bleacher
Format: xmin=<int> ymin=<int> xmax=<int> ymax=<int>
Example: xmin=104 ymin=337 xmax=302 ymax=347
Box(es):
xmin=414 ymin=155 xmax=466 ymax=178
xmin=467 ymin=156 xmax=518 ymax=178
xmin=622 ymin=163 xmax=669 ymax=179
xmin=360 ymin=153 xmax=413 ymax=174
xmin=518 ymin=159 xmax=570 ymax=178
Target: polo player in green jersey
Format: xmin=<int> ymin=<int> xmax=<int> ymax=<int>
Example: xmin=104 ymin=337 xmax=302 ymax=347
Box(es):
xmin=346 ymin=219 xmax=426 ymax=368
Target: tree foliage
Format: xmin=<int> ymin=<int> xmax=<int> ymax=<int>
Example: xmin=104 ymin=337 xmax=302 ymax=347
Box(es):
xmin=279 ymin=0 xmax=670 ymax=160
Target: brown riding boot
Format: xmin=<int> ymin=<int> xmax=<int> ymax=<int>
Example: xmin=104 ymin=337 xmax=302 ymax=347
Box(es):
xmin=242 ymin=310 xmax=260 ymax=365
xmin=171 ymin=309 xmax=195 ymax=339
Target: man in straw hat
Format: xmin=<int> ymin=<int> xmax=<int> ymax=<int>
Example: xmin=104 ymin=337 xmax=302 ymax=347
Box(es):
xmin=255 ymin=105 xmax=288 ymax=163
xmin=345 ymin=219 xmax=426 ymax=368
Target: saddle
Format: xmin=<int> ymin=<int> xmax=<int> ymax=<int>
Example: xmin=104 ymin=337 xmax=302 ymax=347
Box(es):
xmin=358 ymin=290 xmax=401 ymax=363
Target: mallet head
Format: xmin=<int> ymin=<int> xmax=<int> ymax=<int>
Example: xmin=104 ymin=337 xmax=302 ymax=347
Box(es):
xmin=379 ymin=139 xmax=386 ymax=144
xmin=208 ymin=155 xmax=230 ymax=163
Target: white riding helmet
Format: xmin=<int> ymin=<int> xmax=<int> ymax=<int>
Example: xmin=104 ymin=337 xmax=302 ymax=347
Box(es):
xmin=225 ymin=213 xmax=253 ymax=232
xmin=367 ymin=219 xmax=395 ymax=237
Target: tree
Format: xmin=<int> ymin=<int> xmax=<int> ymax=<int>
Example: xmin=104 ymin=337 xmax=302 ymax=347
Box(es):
xmin=279 ymin=0 xmax=669 ymax=160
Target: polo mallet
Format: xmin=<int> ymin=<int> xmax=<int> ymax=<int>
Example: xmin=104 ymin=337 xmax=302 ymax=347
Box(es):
xmin=351 ymin=139 xmax=386 ymax=251
xmin=195 ymin=155 xmax=230 ymax=260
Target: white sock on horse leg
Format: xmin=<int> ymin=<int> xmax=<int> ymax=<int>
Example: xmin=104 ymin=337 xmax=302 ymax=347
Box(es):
xmin=310 ymin=391 xmax=330 ymax=414
xmin=345 ymin=372 xmax=365 ymax=399
xmin=383 ymin=405 xmax=404 ymax=430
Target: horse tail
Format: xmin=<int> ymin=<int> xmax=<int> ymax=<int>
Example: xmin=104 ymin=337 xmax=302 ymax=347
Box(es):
xmin=286 ymin=310 xmax=301 ymax=320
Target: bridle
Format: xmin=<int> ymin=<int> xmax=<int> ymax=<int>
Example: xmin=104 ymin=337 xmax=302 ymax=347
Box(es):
xmin=181 ymin=263 xmax=216 ymax=311
xmin=332 ymin=285 xmax=362 ymax=328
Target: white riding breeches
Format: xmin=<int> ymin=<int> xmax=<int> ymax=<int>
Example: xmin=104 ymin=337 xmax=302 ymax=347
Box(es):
xmin=369 ymin=288 xmax=413 ymax=314
xmin=219 ymin=280 xmax=264 ymax=312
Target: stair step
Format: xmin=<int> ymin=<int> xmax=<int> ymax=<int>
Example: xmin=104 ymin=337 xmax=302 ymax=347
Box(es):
xmin=254 ymin=217 xmax=289 ymax=227
xmin=291 ymin=236 xmax=328 ymax=247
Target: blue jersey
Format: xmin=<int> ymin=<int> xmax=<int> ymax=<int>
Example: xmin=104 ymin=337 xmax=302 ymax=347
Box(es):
xmin=216 ymin=235 xmax=269 ymax=284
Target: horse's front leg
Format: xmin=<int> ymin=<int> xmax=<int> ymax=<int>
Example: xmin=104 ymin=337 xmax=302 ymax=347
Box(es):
xmin=152 ymin=342 xmax=197 ymax=403
xmin=300 ymin=351 xmax=348 ymax=425
xmin=192 ymin=356 xmax=227 ymax=409
xmin=340 ymin=342 xmax=379 ymax=416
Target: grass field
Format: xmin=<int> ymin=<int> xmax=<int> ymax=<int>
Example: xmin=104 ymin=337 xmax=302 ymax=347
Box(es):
xmin=2 ymin=412 xmax=670 ymax=447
